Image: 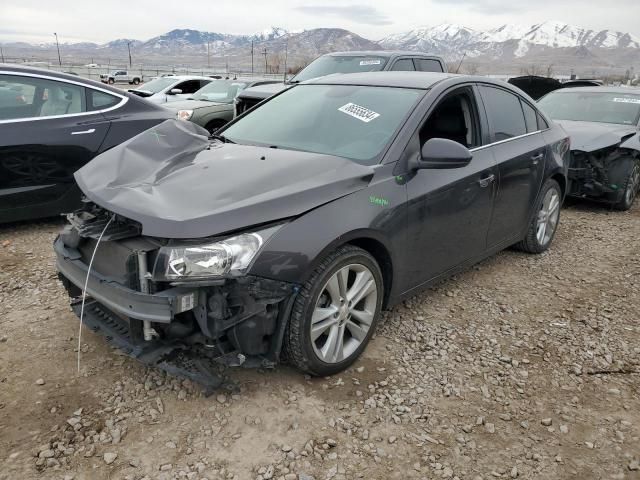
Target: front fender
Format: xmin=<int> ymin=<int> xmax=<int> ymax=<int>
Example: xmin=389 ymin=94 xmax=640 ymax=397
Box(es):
xmin=248 ymin=165 xmax=408 ymax=299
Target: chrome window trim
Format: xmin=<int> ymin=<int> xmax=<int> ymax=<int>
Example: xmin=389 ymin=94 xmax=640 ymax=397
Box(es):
xmin=0 ymin=70 xmax=128 ymax=124
xmin=470 ymin=128 xmax=550 ymax=153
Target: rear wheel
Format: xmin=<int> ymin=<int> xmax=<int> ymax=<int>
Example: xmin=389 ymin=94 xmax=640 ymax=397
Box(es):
xmin=284 ymin=245 xmax=383 ymax=376
xmin=611 ymin=158 xmax=640 ymax=211
xmin=515 ymin=178 xmax=562 ymax=253
xmin=132 ymin=78 xmax=140 ymax=85
xmin=108 ymin=78 xmax=115 ymax=85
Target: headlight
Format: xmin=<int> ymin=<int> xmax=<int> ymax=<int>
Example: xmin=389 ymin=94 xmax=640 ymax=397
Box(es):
xmin=153 ymin=225 xmax=281 ymax=281
xmin=176 ymin=109 xmax=193 ymax=121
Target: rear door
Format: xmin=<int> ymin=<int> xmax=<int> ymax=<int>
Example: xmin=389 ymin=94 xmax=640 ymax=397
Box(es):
xmin=478 ymin=85 xmax=546 ymax=247
xmin=0 ymin=73 xmax=116 ymax=221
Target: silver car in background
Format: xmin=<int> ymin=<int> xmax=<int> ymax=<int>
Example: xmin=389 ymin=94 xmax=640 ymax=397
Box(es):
xmin=128 ymin=75 xmax=213 ymax=104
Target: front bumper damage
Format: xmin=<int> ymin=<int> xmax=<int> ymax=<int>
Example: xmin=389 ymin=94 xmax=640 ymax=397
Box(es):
xmin=54 ymin=232 xmax=298 ymax=391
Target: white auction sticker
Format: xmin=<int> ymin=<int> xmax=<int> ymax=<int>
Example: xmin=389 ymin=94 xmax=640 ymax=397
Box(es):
xmin=360 ymin=59 xmax=382 ymax=66
xmin=613 ymin=97 xmax=640 ymax=104
xmin=338 ymin=103 xmax=381 ymax=123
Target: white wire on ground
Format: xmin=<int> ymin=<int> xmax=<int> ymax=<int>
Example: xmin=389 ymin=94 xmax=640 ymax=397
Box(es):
xmin=77 ymin=215 xmax=115 ymax=374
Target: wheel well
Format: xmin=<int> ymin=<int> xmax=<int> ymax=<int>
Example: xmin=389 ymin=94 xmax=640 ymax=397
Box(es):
xmin=551 ymin=173 xmax=566 ymax=198
xmin=347 ymin=238 xmax=393 ymax=309
xmin=205 ymin=119 xmax=226 ymax=132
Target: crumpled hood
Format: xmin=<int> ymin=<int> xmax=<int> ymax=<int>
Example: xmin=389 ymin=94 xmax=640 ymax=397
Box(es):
xmin=556 ymin=120 xmax=639 ymax=152
xmin=75 ymin=120 xmax=374 ymax=239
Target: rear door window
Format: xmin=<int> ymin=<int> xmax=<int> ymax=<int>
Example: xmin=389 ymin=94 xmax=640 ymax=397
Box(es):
xmin=480 ymin=86 xmax=527 ymax=141
xmin=521 ymin=100 xmax=539 ymax=133
xmin=414 ymin=58 xmax=443 ymax=72
xmin=176 ymin=80 xmax=203 ymax=94
xmin=390 ymin=59 xmax=416 ymax=71
xmin=87 ymin=89 xmax=121 ymax=111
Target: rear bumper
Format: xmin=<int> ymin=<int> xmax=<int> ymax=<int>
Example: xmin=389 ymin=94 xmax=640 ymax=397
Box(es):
xmin=54 ymin=237 xmax=196 ymax=323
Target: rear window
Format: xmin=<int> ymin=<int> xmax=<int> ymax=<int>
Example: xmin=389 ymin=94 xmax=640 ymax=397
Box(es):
xmin=538 ymin=91 xmax=640 ymax=125
xmin=291 ymin=56 xmax=388 ymax=83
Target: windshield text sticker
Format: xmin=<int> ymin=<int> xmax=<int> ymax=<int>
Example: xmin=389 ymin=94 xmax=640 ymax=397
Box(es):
xmin=338 ymin=103 xmax=380 ymax=123
xmin=613 ymin=97 xmax=640 ymax=104
xmin=360 ymin=59 xmax=382 ymax=66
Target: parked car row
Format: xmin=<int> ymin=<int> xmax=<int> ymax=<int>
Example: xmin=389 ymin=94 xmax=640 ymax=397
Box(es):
xmin=1 ymin=54 xmax=638 ymax=383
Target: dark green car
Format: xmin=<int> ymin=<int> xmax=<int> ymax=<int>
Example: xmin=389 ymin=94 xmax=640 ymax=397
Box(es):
xmin=164 ymin=79 xmax=277 ymax=133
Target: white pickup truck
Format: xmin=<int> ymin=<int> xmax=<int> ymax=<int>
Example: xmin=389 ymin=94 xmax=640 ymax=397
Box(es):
xmin=99 ymin=70 xmax=142 ymax=85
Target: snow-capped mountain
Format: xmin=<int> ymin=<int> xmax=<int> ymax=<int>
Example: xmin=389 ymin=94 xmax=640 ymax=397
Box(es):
xmin=381 ymin=21 xmax=640 ymax=59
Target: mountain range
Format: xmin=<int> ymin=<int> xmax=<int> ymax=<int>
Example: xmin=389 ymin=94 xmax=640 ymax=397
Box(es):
xmin=4 ymin=21 xmax=639 ymax=75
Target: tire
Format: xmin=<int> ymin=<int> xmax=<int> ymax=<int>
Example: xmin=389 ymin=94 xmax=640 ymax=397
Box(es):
xmin=514 ymin=178 xmax=562 ymax=254
xmin=133 ymin=78 xmax=140 ymax=85
xmin=284 ymin=245 xmax=384 ymax=376
xmin=108 ymin=78 xmax=115 ymax=85
xmin=610 ymin=158 xmax=640 ymax=211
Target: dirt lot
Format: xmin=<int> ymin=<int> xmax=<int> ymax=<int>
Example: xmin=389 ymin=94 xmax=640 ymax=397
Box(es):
xmin=1 ymin=201 xmax=639 ymax=480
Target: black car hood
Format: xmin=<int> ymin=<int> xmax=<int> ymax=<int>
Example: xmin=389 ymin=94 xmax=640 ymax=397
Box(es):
xmin=75 ymin=120 xmax=374 ymax=239
xmin=556 ymin=120 xmax=639 ymax=152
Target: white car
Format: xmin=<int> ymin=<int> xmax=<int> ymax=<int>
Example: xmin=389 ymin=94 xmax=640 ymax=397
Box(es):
xmin=128 ymin=76 xmax=213 ymax=104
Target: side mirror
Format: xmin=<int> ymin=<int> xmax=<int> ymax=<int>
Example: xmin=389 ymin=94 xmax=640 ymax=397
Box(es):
xmin=412 ymin=138 xmax=472 ymax=170
xmin=168 ymin=88 xmax=182 ymax=95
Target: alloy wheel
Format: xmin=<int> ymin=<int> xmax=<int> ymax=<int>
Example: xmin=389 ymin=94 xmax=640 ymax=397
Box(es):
xmin=310 ymin=264 xmax=378 ymax=364
xmin=536 ymin=188 xmax=560 ymax=246
xmin=624 ymin=162 xmax=640 ymax=206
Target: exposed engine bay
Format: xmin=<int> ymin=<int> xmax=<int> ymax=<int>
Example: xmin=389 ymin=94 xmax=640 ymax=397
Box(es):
xmin=568 ymin=146 xmax=639 ymax=202
xmin=55 ymin=203 xmax=298 ymax=391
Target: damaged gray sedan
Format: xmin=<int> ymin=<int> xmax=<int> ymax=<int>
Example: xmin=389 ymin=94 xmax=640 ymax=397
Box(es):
xmin=55 ymin=72 xmax=568 ymax=384
xmin=538 ymin=87 xmax=640 ymax=210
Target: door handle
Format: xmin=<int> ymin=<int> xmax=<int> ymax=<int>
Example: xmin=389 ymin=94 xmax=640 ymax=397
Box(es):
xmin=531 ymin=152 xmax=544 ymax=164
xmin=477 ymin=174 xmax=495 ymax=188
xmin=71 ymin=128 xmax=96 ymax=135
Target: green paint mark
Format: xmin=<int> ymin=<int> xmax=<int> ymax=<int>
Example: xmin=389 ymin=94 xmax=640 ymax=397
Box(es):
xmin=150 ymin=131 xmax=167 ymax=143
xmin=369 ymin=195 xmax=389 ymax=207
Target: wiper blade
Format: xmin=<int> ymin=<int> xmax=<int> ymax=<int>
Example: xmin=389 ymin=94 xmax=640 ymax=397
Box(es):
xmin=210 ymin=134 xmax=235 ymax=144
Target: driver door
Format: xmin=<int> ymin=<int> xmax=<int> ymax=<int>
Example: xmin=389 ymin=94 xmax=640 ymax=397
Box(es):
xmin=404 ymin=86 xmax=497 ymax=287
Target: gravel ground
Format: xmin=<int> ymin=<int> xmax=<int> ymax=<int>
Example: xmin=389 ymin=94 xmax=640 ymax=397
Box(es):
xmin=1 ymin=200 xmax=639 ymax=480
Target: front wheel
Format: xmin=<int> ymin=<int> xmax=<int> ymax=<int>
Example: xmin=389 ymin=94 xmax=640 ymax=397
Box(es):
xmin=132 ymin=78 xmax=140 ymax=85
xmin=515 ymin=178 xmax=562 ymax=253
xmin=284 ymin=245 xmax=383 ymax=376
xmin=612 ymin=158 xmax=640 ymax=211
xmin=108 ymin=78 xmax=115 ymax=84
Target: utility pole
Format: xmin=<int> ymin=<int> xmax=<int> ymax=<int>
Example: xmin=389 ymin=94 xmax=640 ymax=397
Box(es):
xmin=250 ymin=40 xmax=254 ymax=75
xmin=262 ymin=47 xmax=267 ymax=74
xmin=207 ymin=42 xmax=211 ymax=68
xmin=283 ymin=34 xmax=289 ymax=82
xmin=127 ymin=41 xmax=132 ymax=68
xmin=0 ymin=44 xmax=5 ymax=63
xmin=53 ymin=32 xmax=62 ymax=67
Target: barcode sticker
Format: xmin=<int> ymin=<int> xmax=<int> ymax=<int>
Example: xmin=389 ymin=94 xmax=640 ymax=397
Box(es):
xmin=613 ymin=97 xmax=640 ymax=104
xmin=338 ymin=103 xmax=380 ymax=123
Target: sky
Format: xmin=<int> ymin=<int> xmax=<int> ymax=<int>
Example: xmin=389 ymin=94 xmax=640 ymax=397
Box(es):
xmin=1 ymin=0 xmax=639 ymax=44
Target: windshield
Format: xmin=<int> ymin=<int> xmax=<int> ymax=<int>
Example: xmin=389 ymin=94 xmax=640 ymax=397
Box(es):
xmin=134 ymin=77 xmax=176 ymax=94
xmin=538 ymin=91 xmax=640 ymax=126
xmin=191 ymin=80 xmax=247 ymax=103
xmin=223 ymin=84 xmax=422 ymax=163
xmin=291 ymin=56 xmax=388 ymax=83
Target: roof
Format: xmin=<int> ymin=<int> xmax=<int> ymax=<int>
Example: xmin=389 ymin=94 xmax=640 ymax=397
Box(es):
xmin=305 ymin=71 xmax=456 ymax=89
xmin=0 ymin=63 xmax=127 ymax=95
xmin=325 ymin=51 xmax=444 ymax=59
xmin=552 ymin=86 xmax=640 ymax=94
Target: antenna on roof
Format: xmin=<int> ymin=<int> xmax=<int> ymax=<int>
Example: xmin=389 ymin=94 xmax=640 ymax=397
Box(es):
xmin=454 ymin=52 xmax=466 ymax=74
